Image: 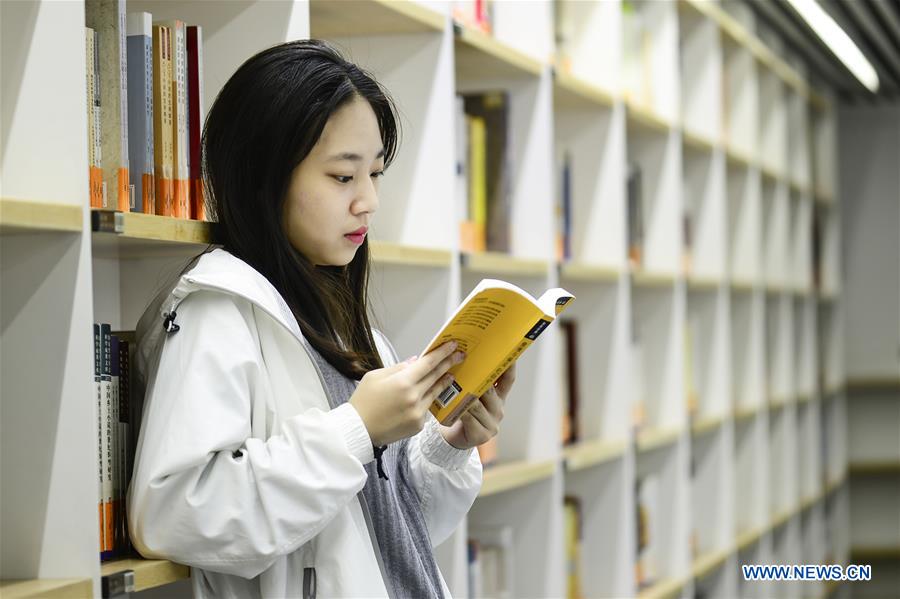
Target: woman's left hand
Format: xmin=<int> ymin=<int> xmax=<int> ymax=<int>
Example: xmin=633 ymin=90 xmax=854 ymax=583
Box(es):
xmin=439 ymin=362 xmax=516 ymax=450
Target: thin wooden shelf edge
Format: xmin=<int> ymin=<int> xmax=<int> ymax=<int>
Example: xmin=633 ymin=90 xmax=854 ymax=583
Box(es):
xmin=478 ymin=459 xmax=556 ymax=498
xmin=454 ymin=22 xmax=545 ymax=80
xmin=369 ymin=240 xmax=452 ymax=268
xmin=0 ymin=578 xmax=92 ymax=599
xmin=563 ymin=438 xmax=627 ymax=472
xmin=101 ymin=557 xmax=190 ymax=593
xmin=309 ymin=0 xmax=445 ymax=37
xmin=461 ymin=251 xmax=548 ymax=276
xmin=0 ymin=198 xmax=83 ymax=234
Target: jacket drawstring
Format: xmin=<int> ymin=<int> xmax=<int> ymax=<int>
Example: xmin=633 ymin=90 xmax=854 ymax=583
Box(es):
xmin=373 ymin=445 xmax=389 ymax=480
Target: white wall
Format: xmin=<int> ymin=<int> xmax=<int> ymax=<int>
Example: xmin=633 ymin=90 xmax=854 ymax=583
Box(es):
xmin=838 ymin=105 xmax=900 ymax=379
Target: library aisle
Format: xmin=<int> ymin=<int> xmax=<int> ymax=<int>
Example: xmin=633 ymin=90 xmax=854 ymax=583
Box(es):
xmin=2 ymin=1 xmax=897 ymax=598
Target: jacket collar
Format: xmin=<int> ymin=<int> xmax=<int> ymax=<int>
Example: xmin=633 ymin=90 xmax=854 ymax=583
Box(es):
xmin=167 ymin=249 xmax=302 ymax=339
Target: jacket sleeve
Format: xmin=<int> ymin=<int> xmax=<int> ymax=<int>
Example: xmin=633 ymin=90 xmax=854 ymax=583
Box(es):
xmin=128 ymin=291 xmax=374 ymax=579
xmin=372 ymin=331 xmax=482 ymax=546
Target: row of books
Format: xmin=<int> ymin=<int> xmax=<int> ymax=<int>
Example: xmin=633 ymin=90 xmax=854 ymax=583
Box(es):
xmin=465 ymin=499 xmax=584 ymax=599
xmin=455 ymin=92 xmax=512 ymax=254
xmin=453 ymin=0 xmax=494 ymax=35
xmin=85 ymin=0 xmax=205 ymax=220
xmin=93 ymin=323 xmax=136 ymax=561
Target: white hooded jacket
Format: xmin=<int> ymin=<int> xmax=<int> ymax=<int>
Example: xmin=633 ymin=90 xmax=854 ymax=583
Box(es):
xmin=127 ymin=248 xmax=482 ymax=598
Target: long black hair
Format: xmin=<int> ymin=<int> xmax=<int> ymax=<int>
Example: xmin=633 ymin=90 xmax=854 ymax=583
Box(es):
xmin=202 ymin=39 xmax=399 ymax=379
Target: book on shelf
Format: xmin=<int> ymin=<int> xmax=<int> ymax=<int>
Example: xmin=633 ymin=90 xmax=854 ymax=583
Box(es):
xmin=152 ymin=24 xmax=175 ymax=216
xmin=453 ymin=0 xmax=492 ymax=34
xmin=85 ymin=28 xmax=104 ymax=208
xmin=812 ymin=204 xmax=822 ymax=291
xmin=684 ymin=318 xmax=698 ymax=415
xmin=683 ymin=192 xmax=693 ymax=275
xmin=621 ymin=0 xmax=653 ymax=108
xmin=626 ymin=161 xmax=644 ymax=269
xmin=564 ymin=496 xmax=584 ymax=599
xmin=455 ymin=94 xmax=483 ymax=253
xmin=469 ymin=525 xmax=514 ymax=599
xmin=86 ymin=0 xmax=131 ymax=212
xmin=421 ymin=279 xmax=575 ymax=426
xmin=556 ymin=150 xmax=573 ymax=263
xmin=462 ymin=92 xmax=512 ymax=254
xmin=187 ymin=25 xmax=205 ymax=221
xmin=95 ymin=324 xmax=136 ymax=560
xmin=560 ymin=319 xmax=580 ymax=446
xmin=157 ymin=19 xmax=190 ymax=219
xmin=635 ymin=474 xmax=659 ymax=589
xmin=126 ymin=12 xmax=154 ymax=214
xmin=630 ymin=319 xmax=646 ymax=431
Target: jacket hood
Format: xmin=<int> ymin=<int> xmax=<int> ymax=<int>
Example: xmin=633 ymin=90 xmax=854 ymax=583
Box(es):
xmin=135 ymin=249 xmax=303 ymax=383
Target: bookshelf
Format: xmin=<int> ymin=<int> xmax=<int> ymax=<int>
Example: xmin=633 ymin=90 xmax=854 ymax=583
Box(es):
xmin=1 ymin=0 xmax=849 ymax=597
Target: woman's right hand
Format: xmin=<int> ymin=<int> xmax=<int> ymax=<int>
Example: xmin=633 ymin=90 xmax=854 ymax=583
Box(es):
xmin=350 ymin=341 xmax=465 ymax=447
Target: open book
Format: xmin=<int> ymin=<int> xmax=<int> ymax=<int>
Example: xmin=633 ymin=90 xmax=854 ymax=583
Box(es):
xmin=422 ymin=279 xmax=575 ymax=425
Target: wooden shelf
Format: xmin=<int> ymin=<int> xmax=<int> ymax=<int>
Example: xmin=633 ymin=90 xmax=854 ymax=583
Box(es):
xmin=729 ymin=277 xmax=757 ymax=293
xmin=631 ymin=269 xmax=678 ymax=288
xmin=0 ymin=578 xmax=92 ymax=599
xmin=760 ymin=164 xmax=784 ymax=186
xmin=553 ymin=69 xmax=616 ymax=110
xmin=687 ymin=275 xmax=722 ymax=292
xmin=691 ymin=413 xmax=726 ymax=437
xmin=789 ymin=179 xmax=813 ymax=197
xmin=460 ymin=251 xmax=548 ymax=277
xmin=736 ymin=524 xmax=767 ymax=551
xmin=92 ymin=210 xmax=216 ymax=258
xmin=101 ymin=557 xmax=190 ymax=593
xmin=824 ymin=473 xmax=847 ymax=496
xmin=691 ymin=547 xmax=731 ymax=580
xmin=681 ymin=128 xmax=719 ymax=154
xmin=478 ymin=459 xmax=556 ymax=497
xmin=0 ymin=198 xmax=83 ymax=234
xmin=637 ymin=576 xmax=687 ymax=599
xmin=309 ymin=0 xmax=444 ymax=37
xmin=625 ymin=99 xmax=676 ymax=135
xmin=558 ymin=261 xmax=621 ymax=282
xmin=725 ymin=144 xmax=756 ymax=170
xmin=848 ymin=461 xmax=900 ymax=475
xmin=454 ymin=22 xmax=544 ymax=80
xmin=637 ymin=425 xmax=683 ymax=454
xmin=734 ymin=402 xmax=764 ymax=422
xmin=369 ymin=240 xmax=452 ymax=268
xmin=680 ymin=0 xmax=825 ymax=106
xmin=562 ymin=438 xmax=627 ymax=472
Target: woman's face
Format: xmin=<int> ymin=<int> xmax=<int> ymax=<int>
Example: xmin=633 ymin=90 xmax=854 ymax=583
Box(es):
xmin=283 ymin=95 xmax=385 ymax=266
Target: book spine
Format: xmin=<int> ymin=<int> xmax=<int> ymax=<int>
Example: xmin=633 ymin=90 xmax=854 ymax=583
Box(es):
xmin=562 ymin=152 xmax=572 ymax=261
xmin=94 ymin=324 xmax=104 ymax=556
xmin=93 ymin=30 xmax=105 ymax=208
xmin=127 ymin=12 xmax=154 ymax=214
xmin=100 ymin=324 xmax=114 ymax=560
xmin=86 ymin=0 xmax=130 ymax=211
xmin=186 ymin=25 xmax=205 ymax=221
xmin=164 ymin=20 xmax=189 ymax=219
xmin=85 ymin=29 xmax=101 ymax=209
xmin=109 ymin=335 xmax=121 ymax=556
xmin=468 ymin=114 xmax=487 ymax=252
xmin=153 ymin=25 xmax=174 ymax=216
xmin=118 ymin=338 xmax=132 ymax=553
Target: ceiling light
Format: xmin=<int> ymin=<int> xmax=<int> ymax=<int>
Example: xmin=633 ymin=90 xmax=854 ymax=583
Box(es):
xmin=785 ymin=0 xmax=880 ymax=92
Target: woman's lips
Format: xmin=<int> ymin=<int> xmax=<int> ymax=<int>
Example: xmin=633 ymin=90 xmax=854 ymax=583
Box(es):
xmin=344 ymin=232 xmax=366 ymax=245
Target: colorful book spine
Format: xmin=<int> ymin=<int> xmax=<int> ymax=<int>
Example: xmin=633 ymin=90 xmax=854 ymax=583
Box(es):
xmin=85 ymin=28 xmax=104 ymax=208
xmin=152 ymin=25 xmax=174 ymax=216
xmin=109 ymin=335 xmax=121 ymax=556
xmin=160 ymin=20 xmax=190 ymax=219
xmin=100 ymin=324 xmax=114 ymax=560
xmin=117 ymin=337 xmax=132 ymax=553
xmin=564 ymin=496 xmax=584 ymax=599
xmin=86 ymin=0 xmax=131 ymax=211
xmin=94 ymin=324 xmax=104 ymax=556
xmin=627 ymin=161 xmax=644 ymax=268
xmin=561 ymin=319 xmax=579 ymax=445
xmin=126 ymin=12 xmax=154 ymax=214
xmin=466 ymin=114 xmax=487 ymax=252
xmin=186 ymin=25 xmax=205 ymax=221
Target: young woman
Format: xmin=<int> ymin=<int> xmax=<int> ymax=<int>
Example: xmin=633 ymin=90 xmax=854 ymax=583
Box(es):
xmin=127 ymin=40 xmax=514 ymax=598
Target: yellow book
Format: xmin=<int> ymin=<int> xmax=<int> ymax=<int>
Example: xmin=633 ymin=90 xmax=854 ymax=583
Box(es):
xmin=159 ymin=19 xmax=189 ymax=219
xmin=152 ymin=25 xmax=174 ymax=216
xmin=466 ymin=114 xmax=487 ymax=252
xmin=422 ymin=279 xmax=575 ymax=425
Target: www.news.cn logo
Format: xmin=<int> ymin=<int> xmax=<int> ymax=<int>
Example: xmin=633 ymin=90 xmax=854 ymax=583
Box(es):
xmin=742 ymin=564 xmax=872 ymax=581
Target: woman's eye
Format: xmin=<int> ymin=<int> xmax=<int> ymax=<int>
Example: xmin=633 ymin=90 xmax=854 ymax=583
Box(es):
xmin=371 ymin=171 xmax=384 ymax=179
xmin=332 ymin=175 xmax=353 ymax=184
